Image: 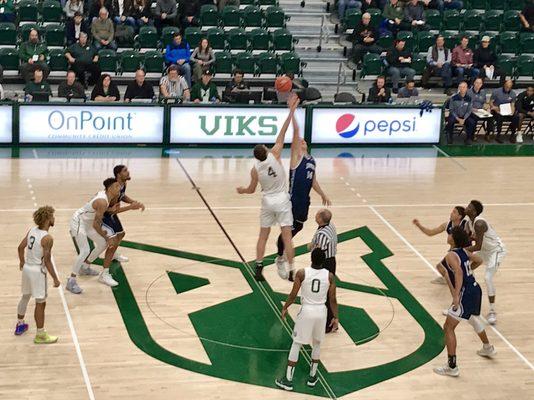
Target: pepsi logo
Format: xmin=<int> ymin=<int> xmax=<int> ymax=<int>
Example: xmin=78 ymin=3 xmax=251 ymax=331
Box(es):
xmin=336 ymin=113 xmax=360 ymax=139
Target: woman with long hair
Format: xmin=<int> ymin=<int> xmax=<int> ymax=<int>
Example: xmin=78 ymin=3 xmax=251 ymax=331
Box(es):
xmin=190 ymin=38 xmax=215 ymax=83
xmin=91 ymin=74 xmax=120 ymax=101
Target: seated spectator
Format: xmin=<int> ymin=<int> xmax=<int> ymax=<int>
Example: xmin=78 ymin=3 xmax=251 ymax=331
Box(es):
xmin=112 ymin=0 xmax=135 ymax=27
xmin=90 ymin=0 xmax=113 ymax=21
xmin=0 ymin=0 xmax=16 ymax=23
xmin=131 ymin=0 xmax=151 ymax=28
xmin=191 ymin=69 xmax=220 ymax=103
xmin=397 ymin=79 xmax=419 ymax=98
xmin=490 ymin=79 xmax=520 ymax=143
xmin=159 ymin=65 xmax=190 ymax=101
xmin=381 ymin=0 xmax=404 ymax=36
xmin=217 ymin=0 xmax=240 ymax=12
xmin=92 ymin=8 xmax=117 ymax=50
xmin=452 ymin=36 xmax=479 ymax=85
xmin=516 ymin=85 xmax=534 ymax=143
xmin=179 ymin=0 xmax=200 ymax=29
xmin=91 ymin=73 xmax=120 ymax=101
xmin=467 ymin=77 xmax=494 ymax=142
xmin=153 ymin=0 xmax=177 ymax=34
xmin=66 ymin=11 xmax=90 ymax=46
xmin=64 ymin=0 xmax=84 ymax=19
xmin=65 ymin=32 xmax=101 ymax=87
xmin=520 ymin=0 xmax=534 ymax=32
xmin=386 ymin=39 xmax=415 ymax=94
xmin=473 ymin=36 xmax=504 ymax=86
xmin=19 ymin=29 xmax=50 ymax=83
xmin=352 ymin=13 xmax=381 ymax=66
xmin=223 ymin=69 xmax=250 ymax=102
xmin=191 ymin=38 xmax=215 ymax=83
xmin=446 ymin=81 xmax=475 ymax=145
xmin=24 ymin=68 xmax=52 ymax=102
xmin=124 ymin=68 xmax=154 ymax=101
xmin=403 ymin=0 xmax=428 ymax=31
xmin=421 ymin=0 xmax=463 ymax=11
xmin=338 ymin=0 xmax=362 ymax=19
xmin=58 ymin=70 xmax=86 ymax=100
xmin=421 ymin=35 xmax=453 ymax=94
xmin=165 ymin=33 xmax=192 ymax=87
xmin=360 ymin=0 xmax=376 ymax=13
xmin=368 ymin=76 xmax=391 ymax=103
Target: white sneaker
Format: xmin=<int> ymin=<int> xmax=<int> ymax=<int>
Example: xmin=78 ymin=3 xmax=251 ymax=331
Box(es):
xmin=431 ymin=276 xmax=446 ymax=285
xmin=66 ymin=277 xmax=83 ymax=294
xmin=477 ymin=345 xmax=497 ymax=358
xmin=517 ymin=133 xmax=523 ymax=143
xmin=442 ymin=309 xmax=449 ymax=316
xmin=113 ymin=254 xmax=129 ymax=263
xmin=79 ymin=264 xmax=99 ymax=276
xmin=275 ymin=256 xmax=288 ymax=279
xmin=98 ymin=270 xmax=118 ymax=287
xmin=433 ymin=365 xmax=459 ymax=377
xmin=487 ymin=311 xmax=497 ymax=325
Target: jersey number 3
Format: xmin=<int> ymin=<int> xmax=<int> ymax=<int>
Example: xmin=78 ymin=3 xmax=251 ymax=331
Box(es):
xmin=311 ymin=279 xmax=321 ymax=293
xmin=28 ymin=236 xmax=36 ymax=250
xmin=268 ymin=167 xmax=277 ymax=178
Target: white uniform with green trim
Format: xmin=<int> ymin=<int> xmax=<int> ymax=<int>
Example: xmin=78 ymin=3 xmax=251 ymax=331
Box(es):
xmin=21 ymin=227 xmax=49 ymax=300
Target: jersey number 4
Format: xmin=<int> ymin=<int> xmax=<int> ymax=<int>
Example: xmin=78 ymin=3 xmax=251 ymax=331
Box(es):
xmin=28 ymin=236 xmax=36 ymax=250
xmin=311 ymin=279 xmax=321 ymax=293
xmin=268 ymin=167 xmax=277 ymax=178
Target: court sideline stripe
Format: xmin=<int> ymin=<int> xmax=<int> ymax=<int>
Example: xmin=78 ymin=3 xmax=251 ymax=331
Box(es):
xmin=433 ymin=145 xmax=467 ymax=171
xmin=175 ymin=158 xmax=338 ymax=399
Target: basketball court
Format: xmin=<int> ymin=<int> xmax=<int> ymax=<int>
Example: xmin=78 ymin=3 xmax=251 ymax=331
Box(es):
xmin=1 ymin=145 xmax=533 ymax=399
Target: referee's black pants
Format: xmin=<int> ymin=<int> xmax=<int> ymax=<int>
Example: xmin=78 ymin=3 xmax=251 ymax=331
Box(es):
xmin=324 ymin=257 xmax=337 ymax=333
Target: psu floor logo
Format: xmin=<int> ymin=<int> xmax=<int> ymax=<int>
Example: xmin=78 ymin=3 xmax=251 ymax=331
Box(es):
xmin=336 ymin=114 xmax=360 ymax=139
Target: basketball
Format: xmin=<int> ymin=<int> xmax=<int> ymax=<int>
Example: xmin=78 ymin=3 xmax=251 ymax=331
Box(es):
xmin=275 ymin=76 xmax=293 ymax=93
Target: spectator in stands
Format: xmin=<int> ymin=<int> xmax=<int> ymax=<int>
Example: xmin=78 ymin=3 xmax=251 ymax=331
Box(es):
xmin=179 ymin=0 xmax=201 ymax=29
xmin=490 ymin=79 xmax=520 ymax=143
xmin=474 ymin=36 xmax=504 ymax=86
xmin=92 ymin=7 xmax=118 ymax=50
xmin=19 ymin=29 xmax=50 ymax=83
xmin=421 ymin=0 xmax=463 ymax=11
xmin=520 ymin=0 xmax=534 ymax=32
xmin=382 ymin=0 xmax=404 ymax=36
xmin=159 ymin=64 xmax=190 ymax=101
xmin=153 ymin=0 xmax=177 ymax=34
xmin=112 ymin=0 xmax=136 ymax=27
xmin=467 ymin=77 xmax=494 ymax=142
xmin=403 ymin=0 xmax=427 ymax=31
xmin=24 ymin=68 xmax=52 ymax=102
xmin=91 ymin=73 xmax=120 ymax=101
xmin=397 ymin=79 xmax=419 ymax=98
xmin=446 ymin=81 xmax=475 ymax=145
xmin=223 ymin=69 xmax=250 ymax=102
xmin=131 ymin=0 xmax=151 ymax=28
xmin=90 ymin=0 xmax=113 ymax=21
xmin=165 ymin=33 xmax=192 ymax=87
xmin=58 ymin=70 xmax=86 ymax=100
xmin=191 ymin=38 xmax=215 ymax=83
xmin=421 ymin=35 xmax=453 ymax=94
xmin=66 ymin=11 xmax=90 ymax=46
xmin=368 ymin=76 xmax=391 ymax=103
xmin=386 ymin=39 xmax=415 ymax=94
xmin=516 ymin=85 xmax=534 ymax=143
xmin=360 ymin=0 xmax=376 ymax=13
xmin=64 ymin=0 xmax=84 ymax=19
xmin=352 ymin=12 xmax=381 ymax=66
xmin=65 ymin=32 xmax=101 ymax=87
xmin=452 ymin=36 xmax=479 ymax=85
xmin=0 ymin=0 xmax=15 ymax=23
xmin=191 ymin=69 xmax=220 ymax=103
xmin=338 ymin=1 xmax=362 ymax=20
xmin=217 ymin=0 xmax=240 ymax=12
xmin=124 ymin=68 xmax=155 ymax=101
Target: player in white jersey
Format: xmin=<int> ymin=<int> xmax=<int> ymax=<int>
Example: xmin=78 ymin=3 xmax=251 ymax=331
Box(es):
xmin=237 ymin=94 xmax=299 ymax=281
xmin=465 ymin=200 xmax=506 ymax=325
xmin=275 ymin=249 xmax=338 ymax=391
xmin=67 ymin=178 xmax=122 ymax=294
xmin=14 ymin=206 xmax=61 ymax=344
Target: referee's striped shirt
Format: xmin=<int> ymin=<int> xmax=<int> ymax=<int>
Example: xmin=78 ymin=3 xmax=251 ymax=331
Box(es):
xmin=311 ymin=223 xmax=337 ymax=258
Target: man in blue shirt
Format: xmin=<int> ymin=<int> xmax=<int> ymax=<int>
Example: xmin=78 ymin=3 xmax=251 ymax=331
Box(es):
xmin=165 ymin=33 xmax=192 ymax=87
xmin=446 ymin=81 xmax=476 ymax=145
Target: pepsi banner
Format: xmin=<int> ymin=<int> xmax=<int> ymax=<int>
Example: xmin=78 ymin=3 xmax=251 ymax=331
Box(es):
xmin=0 ymin=104 xmax=13 ymax=143
xmin=311 ymin=107 xmax=442 ymax=144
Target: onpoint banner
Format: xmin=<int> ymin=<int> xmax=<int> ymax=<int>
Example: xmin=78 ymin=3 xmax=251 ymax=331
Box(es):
xmin=0 ymin=105 xmax=13 ymax=143
xmin=170 ymin=107 xmax=306 ymax=144
xmin=311 ymin=107 xmax=442 ymax=144
xmin=19 ymin=105 xmax=164 ymax=143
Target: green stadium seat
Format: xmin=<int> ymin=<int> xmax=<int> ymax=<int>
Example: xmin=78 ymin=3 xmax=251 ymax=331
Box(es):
xmin=98 ymin=49 xmax=118 ymax=73
xmin=442 ymin=10 xmax=461 ymax=31
xmin=0 ymin=47 xmax=19 ymax=70
xmin=279 ymin=51 xmax=301 ymax=74
xmin=507 ymin=0 xmax=526 ymax=11
xmin=137 ymin=25 xmax=159 ymax=49
xmin=41 ymin=0 xmax=63 ymax=23
xmin=207 ymin=28 xmax=226 ymax=50
xmin=397 ymin=31 xmax=415 ymax=53
xmin=227 ymin=28 xmax=248 ymax=51
xmin=466 ymin=0 xmax=488 ymax=9
xmin=0 ymin=23 xmax=17 ymax=46
xmin=248 ymin=28 xmax=270 ymax=51
xmin=272 ymin=28 xmax=293 ymax=51
xmin=20 ymin=24 xmax=40 ymax=42
xmin=259 ymin=0 xmax=278 ymax=6
xmin=200 ymin=4 xmax=220 ymax=27
xmin=116 ymin=25 xmax=135 ymax=48
xmin=240 ymin=0 xmax=257 ymax=5
xmin=256 ymin=52 xmax=278 ymax=74
xmin=441 ymin=31 xmax=458 ymax=50
xmin=343 ymin=8 xmax=361 ymax=32
xmin=48 ymin=47 xmax=67 ymax=72
xmin=366 ymin=8 xmax=382 ymax=29
xmin=235 ymin=52 xmax=256 ymax=74
xmin=520 ymin=32 xmax=534 ymax=53
xmin=44 ymin=23 xmax=65 ymax=47
xmin=360 ymin=53 xmax=382 ymax=77
xmin=161 ymin=26 xmax=180 ymax=48
xmin=143 ymin=50 xmax=164 ymax=73
xmin=17 ymin=0 xmax=39 ymax=23
xmin=265 ymin=6 xmax=287 ymax=29
xmin=377 ymin=33 xmax=393 ymax=51
xmin=184 ymin=27 xmax=203 ymax=48
xmin=487 ymin=0 xmax=505 ymax=10
xmin=222 ymin=6 xmax=243 ymax=28
xmin=479 ymin=32 xmax=499 ymax=51
xmin=483 ymin=10 xmax=503 ymax=32
xmin=213 ymin=51 xmax=234 ymax=73
xmin=500 ymin=31 xmax=519 ymax=54
xmin=462 ymin=10 xmax=484 ymax=31
xmin=120 ymin=50 xmax=142 ymax=73
xmin=424 ymin=9 xmax=441 ymax=30
xmin=515 ymin=54 xmax=533 ymax=77
xmin=497 ymin=54 xmax=514 ymax=77
xmin=416 ymin=31 xmax=435 ymax=53
xmin=503 ymin=10 xmax=521 ymax=31
xmin=411 ymin=54 xmax=426 ymax=75
xmin=243 ymin=6 xmax=263 ymax=28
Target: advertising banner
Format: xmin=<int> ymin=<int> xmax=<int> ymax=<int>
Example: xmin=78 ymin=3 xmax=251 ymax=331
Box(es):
xmin=0 ymin=104 xmax=13 ymax=143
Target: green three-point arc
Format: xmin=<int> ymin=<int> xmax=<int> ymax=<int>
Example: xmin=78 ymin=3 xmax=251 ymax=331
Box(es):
xmin=108 ymin=226 xmax=444 ymax=398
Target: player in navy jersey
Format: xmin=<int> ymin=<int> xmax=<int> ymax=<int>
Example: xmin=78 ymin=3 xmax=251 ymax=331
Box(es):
xmin=433 ymin=226 xmax=496 ymax=378
xmin=274 ymin=113 xmax=331 ymax=281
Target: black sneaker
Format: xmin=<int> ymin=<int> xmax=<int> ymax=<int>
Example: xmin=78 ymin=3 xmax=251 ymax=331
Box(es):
xmin=254 ymin=265 xmax=265 ymax=282
xmin=288 ymin=270 xmax=294 ymax=282
xmin=496 ymin=135 xmax=504 ymax=144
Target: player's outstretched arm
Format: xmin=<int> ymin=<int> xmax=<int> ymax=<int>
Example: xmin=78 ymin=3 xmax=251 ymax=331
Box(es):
xmin=236 ymin=167 xmax=259 ymax=194
xmin=412 ymin=219 xmax=446 ymax=236
xmin=281 ymin=269 xmax=304 ymax=319
xmin=312 ymin=175 xmax=331 ymax=206
xmin=121 ymin=194 xmax=146 ymax=212
xmin=289 ymin=97 xmax=302 ymax=169
xmin=328 ymin=273 xmax=339 ymax=331
xmin=271 ymin=94 xmax=299 ymax=160
xmin=42 ymin=235 xmax=60 ymax=287
xmin=466 ymin=220 xmax=487 ymax=252
xmin=17 ymin=232 xmax=29 ymax=270
xmin=92 ymin=199 xmax=111 ymax=241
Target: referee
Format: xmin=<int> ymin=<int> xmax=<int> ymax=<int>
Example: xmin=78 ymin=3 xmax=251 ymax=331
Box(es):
xmin=308 ymin=209 xmax=338 ymax=332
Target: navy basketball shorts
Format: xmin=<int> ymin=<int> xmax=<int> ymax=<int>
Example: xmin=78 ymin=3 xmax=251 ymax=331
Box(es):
xmin=448 ymin=282 xmax=482 ymax=321
xmin=102 ymin=212 xmax=124 ymax=237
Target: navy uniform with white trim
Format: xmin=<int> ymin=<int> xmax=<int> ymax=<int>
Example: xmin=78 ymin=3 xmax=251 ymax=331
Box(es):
xmin=102 ymin=183 xmax=126 ymax=237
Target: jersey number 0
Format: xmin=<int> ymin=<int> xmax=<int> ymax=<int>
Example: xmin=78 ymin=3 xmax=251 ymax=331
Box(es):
xmin=311 ymin=279 xmax=321 ymax=293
